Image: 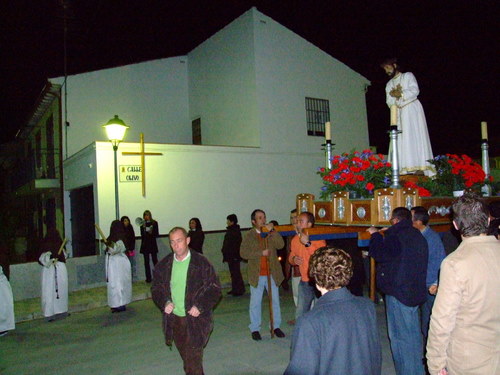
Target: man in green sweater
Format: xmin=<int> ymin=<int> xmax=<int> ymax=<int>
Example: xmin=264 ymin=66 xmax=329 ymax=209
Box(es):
xmin=152 ymin=227 xmax=221 ymax=375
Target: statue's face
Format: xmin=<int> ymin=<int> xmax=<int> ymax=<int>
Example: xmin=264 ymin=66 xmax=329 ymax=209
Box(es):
xmin=383 ymin=64 xmax=397 ymax=77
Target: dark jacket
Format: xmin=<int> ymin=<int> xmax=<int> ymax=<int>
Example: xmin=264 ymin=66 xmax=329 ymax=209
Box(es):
xmin=221 ymin=224 xmax=242 ymax=262
xmin=285 ymin=288 xmax=381 ymax=375
xmin=123 ymin=225 xmax=136 ymax=253
xmin=151 ymin=250 xmax=221 ymax=348
xmin=369 ymin=219 xmax=428 ymax=306
xmin=140 ymin=220 xmax=159 ymax=254
xmin=187 ymin=230 xmax=205 ymax=254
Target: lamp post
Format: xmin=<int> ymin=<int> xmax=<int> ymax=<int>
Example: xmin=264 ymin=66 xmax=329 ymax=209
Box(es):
xmin=102 ymin=115 xmax=129 ymax=219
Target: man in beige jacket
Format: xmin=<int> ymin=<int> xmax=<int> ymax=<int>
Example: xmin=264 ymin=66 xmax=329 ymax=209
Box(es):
xmin=241 ymin=209 xmax=285 ymax=341
xmin=426 ymin=194 xmax=500 ymax=375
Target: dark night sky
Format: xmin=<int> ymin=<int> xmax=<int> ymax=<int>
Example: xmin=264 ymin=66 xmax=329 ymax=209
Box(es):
xmin=1 ymin=1 xmax=498 ymax=157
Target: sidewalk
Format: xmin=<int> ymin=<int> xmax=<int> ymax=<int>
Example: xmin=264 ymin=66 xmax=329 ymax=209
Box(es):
xmin=14 ymin=281 xmax=154 ymax=323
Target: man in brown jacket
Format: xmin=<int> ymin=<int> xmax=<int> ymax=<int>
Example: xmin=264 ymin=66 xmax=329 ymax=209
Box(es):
xmin=241 ymin=209 xmax=286 ymax=340
xmin=426 ymin=194 xmax=500 ymax=375
xmin=151 ymin=227 xmax=221 ymax=375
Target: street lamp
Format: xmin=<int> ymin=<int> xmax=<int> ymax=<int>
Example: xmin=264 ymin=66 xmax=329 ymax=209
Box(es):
xmin=102 ymin=115 xmax=129 ymax=219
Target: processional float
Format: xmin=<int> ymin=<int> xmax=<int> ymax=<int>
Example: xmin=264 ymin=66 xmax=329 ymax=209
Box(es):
xmin=265 ymin=107 xmax=498 ymax=302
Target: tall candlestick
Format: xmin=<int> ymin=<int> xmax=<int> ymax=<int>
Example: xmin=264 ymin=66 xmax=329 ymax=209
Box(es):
xmin=390 ymin=105 xmax=398 ymax=126
xmin=325 ymin=121 xmax=331 ymax=141
xmin=481 ymin=121 xmax=488 ymax=141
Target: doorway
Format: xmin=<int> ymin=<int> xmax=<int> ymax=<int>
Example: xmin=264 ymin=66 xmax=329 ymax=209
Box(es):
xmin=70 ymin=185 xmax=96 ymax=257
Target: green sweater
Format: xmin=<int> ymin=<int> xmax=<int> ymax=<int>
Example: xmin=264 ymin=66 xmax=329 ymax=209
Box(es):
xmin=171 ymin=252 xmax=191 ymax=316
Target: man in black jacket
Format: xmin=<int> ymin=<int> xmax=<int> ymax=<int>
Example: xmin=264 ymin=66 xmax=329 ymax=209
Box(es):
xmin=221 ymin=214 xmax=245 ymax=296
xmin=151 ymin=227 xmax=221 ymax=375
xmin=367 ymin=207 xmax=428 ymax=375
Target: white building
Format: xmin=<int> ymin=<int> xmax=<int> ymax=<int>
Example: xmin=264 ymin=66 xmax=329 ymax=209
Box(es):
xmin=10 ymin=7 xmax=370 ymax=299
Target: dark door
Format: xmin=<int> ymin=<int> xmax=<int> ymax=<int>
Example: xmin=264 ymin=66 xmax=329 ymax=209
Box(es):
xmin=70 ymin=185 xmax=96 ymax=257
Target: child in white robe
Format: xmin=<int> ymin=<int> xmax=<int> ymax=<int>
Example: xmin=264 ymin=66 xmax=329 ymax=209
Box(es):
xmin=106 ymin=220 xmax=132 ymax=313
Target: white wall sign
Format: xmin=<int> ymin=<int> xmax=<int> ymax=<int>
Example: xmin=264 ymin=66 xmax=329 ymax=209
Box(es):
xmin=119 ymin=165 xmax=142 ymax=182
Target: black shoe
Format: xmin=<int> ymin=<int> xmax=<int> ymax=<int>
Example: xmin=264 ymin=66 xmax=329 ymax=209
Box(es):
xmin=274 ymin=328 xmax=285 ymax=338
xmin=251 ymin=331 xmax=262 ymax=341
xmin=227 ymin=290 xmax=234 ymax=295
xmin=232 ymin=292 xmax=244 ymax=297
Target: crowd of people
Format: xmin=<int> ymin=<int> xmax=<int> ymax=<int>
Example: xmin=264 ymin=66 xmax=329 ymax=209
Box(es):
xmin=1 ymin=196 xmax=499 ymax=375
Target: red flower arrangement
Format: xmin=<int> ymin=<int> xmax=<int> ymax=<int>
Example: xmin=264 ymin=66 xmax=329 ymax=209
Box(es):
xmin=318 ymin=149 xmax=392 ymax=199
xmin=415 ymin=154 xmax=489 ymax=196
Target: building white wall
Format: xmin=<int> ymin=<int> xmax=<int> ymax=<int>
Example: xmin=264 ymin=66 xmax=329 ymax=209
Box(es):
xmin=187 ymin=9 xmax=259 ymax=147
xmin=252 ymin=8 xmax=370 ymax=154
xmin=90 ymin=141 xmax=323 ymax=234
xmin=51 ymin=57 xmax=191 ymax=158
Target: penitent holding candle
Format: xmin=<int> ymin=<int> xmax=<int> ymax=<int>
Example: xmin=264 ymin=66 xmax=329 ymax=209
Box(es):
xmin=481 ymin=121 xmax=488 ymax=141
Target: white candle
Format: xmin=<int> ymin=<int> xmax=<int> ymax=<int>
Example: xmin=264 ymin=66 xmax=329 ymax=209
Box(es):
xmin=390 ymin=105 xmax=398 ymax=126
xmin=481 ymin=121 xmax=488 ymax=141
xmin=325 ymin=121 xmax=331 ymax=141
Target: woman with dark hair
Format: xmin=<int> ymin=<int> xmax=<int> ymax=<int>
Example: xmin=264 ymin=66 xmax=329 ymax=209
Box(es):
xmin=106 ymin=220 xmax=132 ymax=313
xmin=188 ymin=217 xmax=205 ymax=254
xmin=120 ymin=216 xmax=137 ymax=280
xmin=38 ymin=228 xmax=68 ymax=321
xmin=139 ymin=210 xmax=159 ymax=283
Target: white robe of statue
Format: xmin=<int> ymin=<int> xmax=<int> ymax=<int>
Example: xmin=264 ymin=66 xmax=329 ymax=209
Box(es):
xmin=39 ymin=252 xmax=69 ymax=318
xmin=106 ymin=240 xmax=132 ymax=308
xmin=0 ymin=266 xmax=15 ymax=332
xmin=386 ymin=72 xmax=435 ymax=176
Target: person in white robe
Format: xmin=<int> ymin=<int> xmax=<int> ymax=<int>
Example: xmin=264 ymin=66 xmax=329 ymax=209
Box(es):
xmin=39 ymin=252 xmax=69 ymax=321
xmin=382 ymin=58 xmax=434 ymax=176
xmin=0 ymin=265 xmax=15 ymax=336
xmin=38 ymin=228 xmax=69 ymax=321
xmin=106 ymin=220 xmax=132 ymax=313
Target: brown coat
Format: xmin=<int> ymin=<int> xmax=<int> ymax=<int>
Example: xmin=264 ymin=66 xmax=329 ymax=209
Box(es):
xmin=240 ymin=228 xmax=284 ymax=287
xmin=426 ymin=235 xmax=500 ymax=374
xmin=151 ymin=250 xmax=221 ymax=348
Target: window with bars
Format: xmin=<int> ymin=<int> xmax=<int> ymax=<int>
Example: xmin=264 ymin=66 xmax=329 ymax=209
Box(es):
xmin=305 ymin=97 xmax=330 ymax=136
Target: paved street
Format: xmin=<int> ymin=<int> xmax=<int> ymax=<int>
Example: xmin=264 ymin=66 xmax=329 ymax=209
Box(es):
xmin=1 ymin=291 xmax=395 ymax=375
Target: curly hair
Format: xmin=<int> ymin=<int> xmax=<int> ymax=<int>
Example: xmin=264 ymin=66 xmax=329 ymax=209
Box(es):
xmin=309 ymin=247 xmax=353 ymax=290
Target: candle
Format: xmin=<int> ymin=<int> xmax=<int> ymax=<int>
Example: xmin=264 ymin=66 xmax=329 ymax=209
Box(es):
xmin=390 ymin=105 xmax=398 ymax=125
xmin=481 ymin=121 xmax=488 ymax=141
xmin=325 ymin=121 xmax=331 ymax=141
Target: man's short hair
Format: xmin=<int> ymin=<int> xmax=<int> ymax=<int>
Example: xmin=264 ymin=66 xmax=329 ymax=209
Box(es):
xmin=452 ymin=193 xmax=489 ymax=237
xmin=227 ymin=213 xmax=238 ymax=224
xmin=300 ymin=211 xmax=315 ymax=226
xmin=251 ymin=209 xmax=265 ymax=222
xmin=392 ymin=207 xmax=412 ymax=221
xmin=309 ymin=247 xmax=353 ymax=290
xmin=290 ymin=208 xmax=297 ymax=214
xmin=169 ymin=226 xmax=188 ymax=237
xmin=411 ymin=206 xmax=430 ymax=225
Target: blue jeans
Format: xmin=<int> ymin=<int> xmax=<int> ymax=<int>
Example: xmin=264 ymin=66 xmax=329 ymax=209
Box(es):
xmin=420 ymin=293 xmax=435 ymax=343
xmin=386 ymin=295 xmax=424 ymax=375
xmin=295 ymin=280 xmax=316 ymax=319
xmin=249 ymin=276 xmax=281 ymax=332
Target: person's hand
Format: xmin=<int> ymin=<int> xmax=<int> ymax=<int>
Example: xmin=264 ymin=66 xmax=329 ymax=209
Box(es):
xmin=429 ymin=285 xmax=438 ymax=295
xmin=262 ymin=249 xmax=270 ymax=257
xmin=164 ymin=302 xmax=174 ymax=314
xmin=188 ymin=306 xmax=200 ymax=317
xmin=367 ymin=226 xmax=378 ymax=235
xmin=293 ymin=256 xmax=304 ymax=265
xmin=437 ymin=369 xmax=448 ymax=375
